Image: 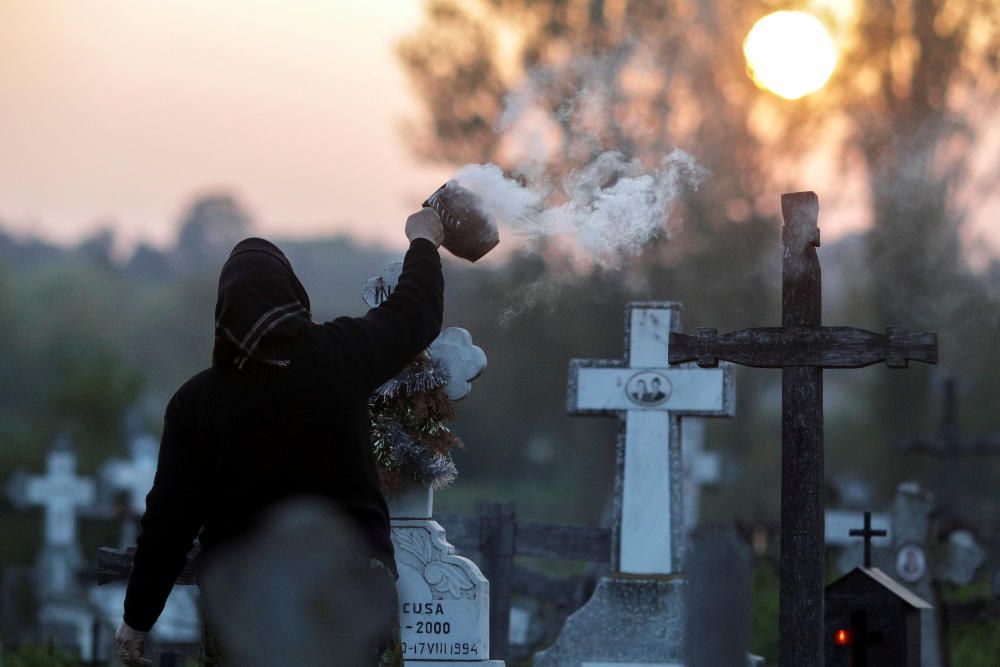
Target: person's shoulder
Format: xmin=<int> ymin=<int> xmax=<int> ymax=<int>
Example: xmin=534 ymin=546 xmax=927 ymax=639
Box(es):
xmin=170 ymin=368 xmax=218 ymax=409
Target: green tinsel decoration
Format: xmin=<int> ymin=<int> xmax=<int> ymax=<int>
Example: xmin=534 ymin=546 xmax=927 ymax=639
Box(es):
xmin=370 ymin=353 xmax=463 ymax=492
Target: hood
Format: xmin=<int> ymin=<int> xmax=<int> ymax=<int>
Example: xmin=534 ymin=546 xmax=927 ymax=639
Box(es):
xmin=213 ymin=238 xmax=312 ymax=370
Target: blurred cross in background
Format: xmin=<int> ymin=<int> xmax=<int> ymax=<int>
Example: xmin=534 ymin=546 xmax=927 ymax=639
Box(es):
xmin=898 ymin=376 xmax=1000 ymax=533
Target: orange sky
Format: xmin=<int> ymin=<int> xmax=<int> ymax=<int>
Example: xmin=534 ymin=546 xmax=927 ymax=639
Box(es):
xmin=0 ymin=0 xmax=450 ymax=252
xmin=0 ymin=1 xmax=996 ymax=262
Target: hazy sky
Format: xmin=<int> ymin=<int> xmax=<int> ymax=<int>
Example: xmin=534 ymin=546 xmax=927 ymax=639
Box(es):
xmin=0 ymin=0 xmax=451 ymax=252
xmin=1 ymin=1 xmax=997 ymax=261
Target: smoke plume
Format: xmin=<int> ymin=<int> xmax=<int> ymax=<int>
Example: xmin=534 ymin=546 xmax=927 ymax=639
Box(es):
xmin=453 ymin=149 xmax=705 ymax=268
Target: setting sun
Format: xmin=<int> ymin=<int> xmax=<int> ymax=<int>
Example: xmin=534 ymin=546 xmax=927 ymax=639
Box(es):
xmin=743 ymin=10 xmax=837 ymax=100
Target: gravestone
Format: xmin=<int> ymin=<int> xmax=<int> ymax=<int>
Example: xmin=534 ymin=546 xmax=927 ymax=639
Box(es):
xmin=685 ymin=526 xmax=753 ymax=667
xmin=5 ymin=435 xmax=99 ymax=657
xmin=6 ymin=434 xmax=95 ymax=597
xmin=535 ymin=301 xmax=735 ymax=666
xmin=366 ymin=260 xmax=502 ymax=666
xmin=389 ymin=486 xmax=503 ymax=666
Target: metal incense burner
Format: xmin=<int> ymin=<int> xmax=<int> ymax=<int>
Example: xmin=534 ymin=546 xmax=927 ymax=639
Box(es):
xmin=423 ymin=181 xmax=500 ymax=262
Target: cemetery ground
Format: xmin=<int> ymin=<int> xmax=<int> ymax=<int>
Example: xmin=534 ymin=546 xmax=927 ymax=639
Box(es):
xmin=6 ymin=479 xmax=998 ymax=665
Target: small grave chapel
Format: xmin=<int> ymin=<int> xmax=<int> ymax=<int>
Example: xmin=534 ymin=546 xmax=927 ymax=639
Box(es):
xmin=825 ymin=512 xmax=932 ymax=667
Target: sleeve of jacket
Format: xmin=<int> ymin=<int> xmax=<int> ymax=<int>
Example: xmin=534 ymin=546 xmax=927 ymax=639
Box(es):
xmin=321 ymin=238 xmax=444 ymax=393
xmin=123 ymin=390 xmax=205 ymax=632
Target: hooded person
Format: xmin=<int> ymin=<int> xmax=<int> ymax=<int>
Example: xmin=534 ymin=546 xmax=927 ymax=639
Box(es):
xmin=115 ymin=209 xmax=445 ymax=667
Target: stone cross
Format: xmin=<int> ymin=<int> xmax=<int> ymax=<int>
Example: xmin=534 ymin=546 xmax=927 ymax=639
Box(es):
xmin=568 ymin=301 xmax=734 ymax=575
xmin=668 ymin=192 xmax=938 ymax=665
xmin=99 ymin=432 xmax=158 ymax=517
xmin=849 ymin=511 xmax=888 ymax=569
xmin=7 ymin=436 xmax=95 ymax=548
xmin=898 ymin=377 xmax=1000 ymax=529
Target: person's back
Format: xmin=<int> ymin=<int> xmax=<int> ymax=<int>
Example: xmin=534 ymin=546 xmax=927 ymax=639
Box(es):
xmin=115 ymin=209 xmax=445 ymax=667
xmin=172 ymin=328 xmax=393 ymax=565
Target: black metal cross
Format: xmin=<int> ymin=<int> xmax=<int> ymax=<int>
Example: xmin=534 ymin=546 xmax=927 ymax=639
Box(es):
xmin=668 ymin=192 xmax=938 ymax=666
xmin=849 ymin=511 xmax=888 ymax=569
xmin=898 ymin=377 xmax=1000 ymax=529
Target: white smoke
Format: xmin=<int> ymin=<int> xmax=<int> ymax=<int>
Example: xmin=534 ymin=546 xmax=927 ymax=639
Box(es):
xmin=449 ymin=55 xmax=706 ymax=268
xmin=447 ymin=56 xmax=707 ymax=323
xmin=453 ymin=149 xmax=704 ymax=267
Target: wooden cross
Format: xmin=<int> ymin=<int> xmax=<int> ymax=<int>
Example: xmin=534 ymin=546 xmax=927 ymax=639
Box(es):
xmin=568 ymin=301 xmax=734 ymax=575
xmin=898 ymin=377 xmax=1000 ymax=527
xmin=849 ymin=511 xmax=887 ymax=569
xmin=668 ymin=192 xmax=938 ymax=665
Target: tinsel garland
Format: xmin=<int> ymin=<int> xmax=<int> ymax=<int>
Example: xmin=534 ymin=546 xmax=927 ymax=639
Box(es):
xmin=370 ymin=354 xmax=463 ymax=492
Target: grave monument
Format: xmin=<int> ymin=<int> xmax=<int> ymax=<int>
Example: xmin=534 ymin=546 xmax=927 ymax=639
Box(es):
xmin=535 ymin=301 xmax=735 ymax=666
xmin=5 ymin=433 xmax=98 ymax=657
xmin=365 ymin=261 xmax=504 ymax=666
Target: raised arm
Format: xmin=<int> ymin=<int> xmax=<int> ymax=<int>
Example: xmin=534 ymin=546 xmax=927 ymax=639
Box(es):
xmin=123 ymin=390 xmax=205 ymax=634
xmin=322 ymin=209 xmax=445 ymax=392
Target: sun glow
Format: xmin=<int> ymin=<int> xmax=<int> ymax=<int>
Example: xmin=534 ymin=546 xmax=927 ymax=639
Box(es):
xmin=743 ymin=11 xmax=838 ymax=100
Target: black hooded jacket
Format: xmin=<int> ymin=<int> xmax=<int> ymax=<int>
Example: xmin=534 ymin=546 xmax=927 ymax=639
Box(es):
xmin=123 ymin=237 xmax=443 ymax=632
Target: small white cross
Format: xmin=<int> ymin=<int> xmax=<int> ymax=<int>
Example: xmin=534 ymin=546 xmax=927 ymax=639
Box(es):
xmin=568 ymin=302 xmax=734 ymax=575
xmin=10 ymin=438 xmax=95 ymax=548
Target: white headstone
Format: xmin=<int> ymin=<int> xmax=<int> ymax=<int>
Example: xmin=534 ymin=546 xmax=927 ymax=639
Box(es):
xmin=568 ymin=302 xmax=734 ymax=575
xmin=366 ymin=261 xmax=500 ymax=664
xmin=389 ymin=484 xmax=504 ymax=666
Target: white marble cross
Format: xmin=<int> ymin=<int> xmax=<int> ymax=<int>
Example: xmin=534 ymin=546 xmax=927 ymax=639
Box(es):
xmin=9 ymin=438 xmax=95 ymax=548
xmin=568 ymin=302 xmax=734 ymax=575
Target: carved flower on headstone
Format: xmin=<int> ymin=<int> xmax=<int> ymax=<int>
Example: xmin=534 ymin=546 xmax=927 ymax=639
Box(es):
xmin=393 ymin=527 xmax=476 ymax=600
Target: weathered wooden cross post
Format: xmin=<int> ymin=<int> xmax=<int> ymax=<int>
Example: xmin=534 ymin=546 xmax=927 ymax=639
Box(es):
xmin=668 ymin=191 xmax=938 ymax=665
